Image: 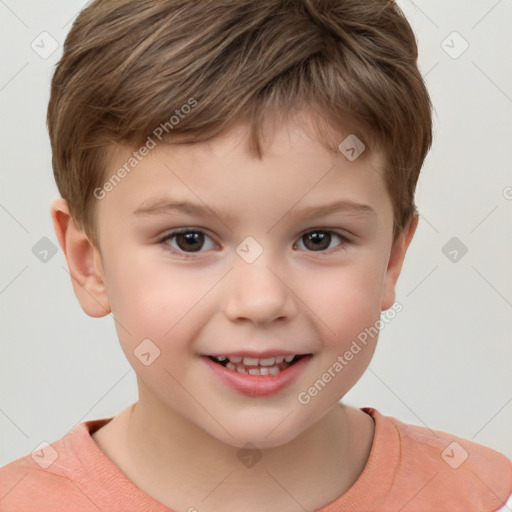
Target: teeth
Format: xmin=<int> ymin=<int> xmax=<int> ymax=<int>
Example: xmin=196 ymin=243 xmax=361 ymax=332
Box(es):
xmin=244 ymin=365 xmax=281 ymax=376
xmin=211 ymin=354 xmax=302 ymax=373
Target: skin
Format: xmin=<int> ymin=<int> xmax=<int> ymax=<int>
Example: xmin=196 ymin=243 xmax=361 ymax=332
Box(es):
xmin=51 ymin=111 xmax=417 ymax=512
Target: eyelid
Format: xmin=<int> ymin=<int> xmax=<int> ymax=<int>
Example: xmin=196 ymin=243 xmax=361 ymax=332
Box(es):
xmin=159 ymin=228 xmax=219 ymax=258
xmin=159 ymin=227 xmax=352 ymax=258
xmin=300 ymin=227 xmax=351 ymax=240
xmin=294 ymin=229 xmax=351 ymax=253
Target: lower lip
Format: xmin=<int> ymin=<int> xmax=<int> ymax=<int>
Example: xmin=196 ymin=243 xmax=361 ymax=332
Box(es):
xmin=202 ymin=355 xmax=311 ymax=397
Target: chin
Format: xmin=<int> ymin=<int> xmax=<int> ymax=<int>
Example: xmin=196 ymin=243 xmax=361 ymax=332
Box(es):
xmin=201 ymin=410 xmax=311 ymax=450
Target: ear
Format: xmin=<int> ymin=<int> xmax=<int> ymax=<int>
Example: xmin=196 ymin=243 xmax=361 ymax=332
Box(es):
xmin=381 ymin=212 xmax=418 ymax=311
xmin=51 ymin=197 xmax=111 ymax=317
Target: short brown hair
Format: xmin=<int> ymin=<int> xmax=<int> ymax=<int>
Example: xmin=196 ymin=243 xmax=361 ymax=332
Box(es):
xmin=48 ymin=0 xmax=432 ymax=246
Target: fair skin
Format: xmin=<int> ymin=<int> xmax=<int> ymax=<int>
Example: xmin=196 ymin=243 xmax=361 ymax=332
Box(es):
xmin=51 ymin=112 xmax=417 ymax=512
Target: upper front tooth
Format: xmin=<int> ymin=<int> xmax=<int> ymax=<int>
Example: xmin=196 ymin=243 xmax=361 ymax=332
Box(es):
xmin=243 ymin=356 xmax=259 ymax=366
xmin=224 ymin=355 xmax=296 ymax=365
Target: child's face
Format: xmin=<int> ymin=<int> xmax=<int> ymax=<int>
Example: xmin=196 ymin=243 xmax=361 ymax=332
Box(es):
xmin=87 ymin=115 xmax=408 ymax=448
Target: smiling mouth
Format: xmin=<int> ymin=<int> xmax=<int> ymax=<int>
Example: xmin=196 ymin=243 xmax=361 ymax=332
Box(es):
xmin=207 ymin=354 xmax=307 ymax=376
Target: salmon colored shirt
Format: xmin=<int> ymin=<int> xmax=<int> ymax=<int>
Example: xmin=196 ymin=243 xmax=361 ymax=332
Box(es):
xmin=1 ymin=408 xmax=511 ymax=511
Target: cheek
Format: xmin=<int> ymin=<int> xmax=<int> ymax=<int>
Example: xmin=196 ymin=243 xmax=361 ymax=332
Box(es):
xmin=293 ymin=260 xmax=385 ymax=412
xmin=299 ymin=256 xmax=386 ymax=349
xmin=105 ymin=250 xmax=207 ymax=326
xmin=103 ymin=253 xmax=221 ymax=363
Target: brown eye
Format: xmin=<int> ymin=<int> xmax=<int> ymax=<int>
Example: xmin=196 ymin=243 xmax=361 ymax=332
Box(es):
xmin=295 ymin=230 xmax=347 ymax=253
xmin=175 ymin=231 xmax=204 ymax=252
xmin=161 ymin=229 xmax=216 ymax=255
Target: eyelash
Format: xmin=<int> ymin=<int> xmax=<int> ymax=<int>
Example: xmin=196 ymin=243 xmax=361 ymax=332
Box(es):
xmin=159 ymin=228 xmax=351 ymax=259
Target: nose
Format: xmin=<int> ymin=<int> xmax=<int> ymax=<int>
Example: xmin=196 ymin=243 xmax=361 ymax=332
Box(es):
xmin=223 ymin=250 xmax=298 ymax=325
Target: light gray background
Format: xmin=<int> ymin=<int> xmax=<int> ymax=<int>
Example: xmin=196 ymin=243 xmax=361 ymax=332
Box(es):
xmin=1 ymin=0 xmax=511 ymax=467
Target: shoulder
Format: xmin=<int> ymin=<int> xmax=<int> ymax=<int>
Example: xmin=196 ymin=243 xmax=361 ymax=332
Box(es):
xmin=0 ymin=452 xmax=96 ymax=511
xmin=369 ymin=408 xmax=512 ymax=511
xmin=0 ymin=420 xmax=112 ymax=511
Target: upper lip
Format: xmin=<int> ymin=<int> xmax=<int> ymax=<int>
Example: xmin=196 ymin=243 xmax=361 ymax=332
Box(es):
xmin=204 ymin=351 xmax=310 ymax=358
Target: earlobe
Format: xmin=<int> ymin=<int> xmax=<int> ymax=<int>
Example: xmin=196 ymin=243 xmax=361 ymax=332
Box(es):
xmin=381 ymin=213 xmax=418 ymax=311
xmin=50 ymin=198 xmax=111 ymax=318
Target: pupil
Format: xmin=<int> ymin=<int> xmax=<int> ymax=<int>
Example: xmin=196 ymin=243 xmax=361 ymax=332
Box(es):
xmin=305 ymin=232 xmax=329 ymax=251
xmin=177 ymin=232 xmax=203 ymax=252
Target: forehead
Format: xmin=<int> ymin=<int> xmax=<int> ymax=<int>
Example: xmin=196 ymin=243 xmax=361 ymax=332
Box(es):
xmin=97 ymin=114 xmax=391 ymax=226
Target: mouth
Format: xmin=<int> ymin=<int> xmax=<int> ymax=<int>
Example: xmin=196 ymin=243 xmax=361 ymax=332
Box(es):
xmin=203 ymin=353 xmax=312 ymax=396
xmin=207 ymin=354 xmax=307 ymax=376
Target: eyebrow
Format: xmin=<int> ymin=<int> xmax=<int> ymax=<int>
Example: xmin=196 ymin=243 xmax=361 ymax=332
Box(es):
xmin=133 ymin=198 xmax=376 ymax=220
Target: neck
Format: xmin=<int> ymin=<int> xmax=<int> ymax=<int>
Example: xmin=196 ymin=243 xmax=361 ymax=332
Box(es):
xmin=93 ymin=396 xmax=374 ymax=511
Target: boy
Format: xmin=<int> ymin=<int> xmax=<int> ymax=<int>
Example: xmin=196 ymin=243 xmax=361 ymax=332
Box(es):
xmin=1 ymin=0 xmax=511 ymax=510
